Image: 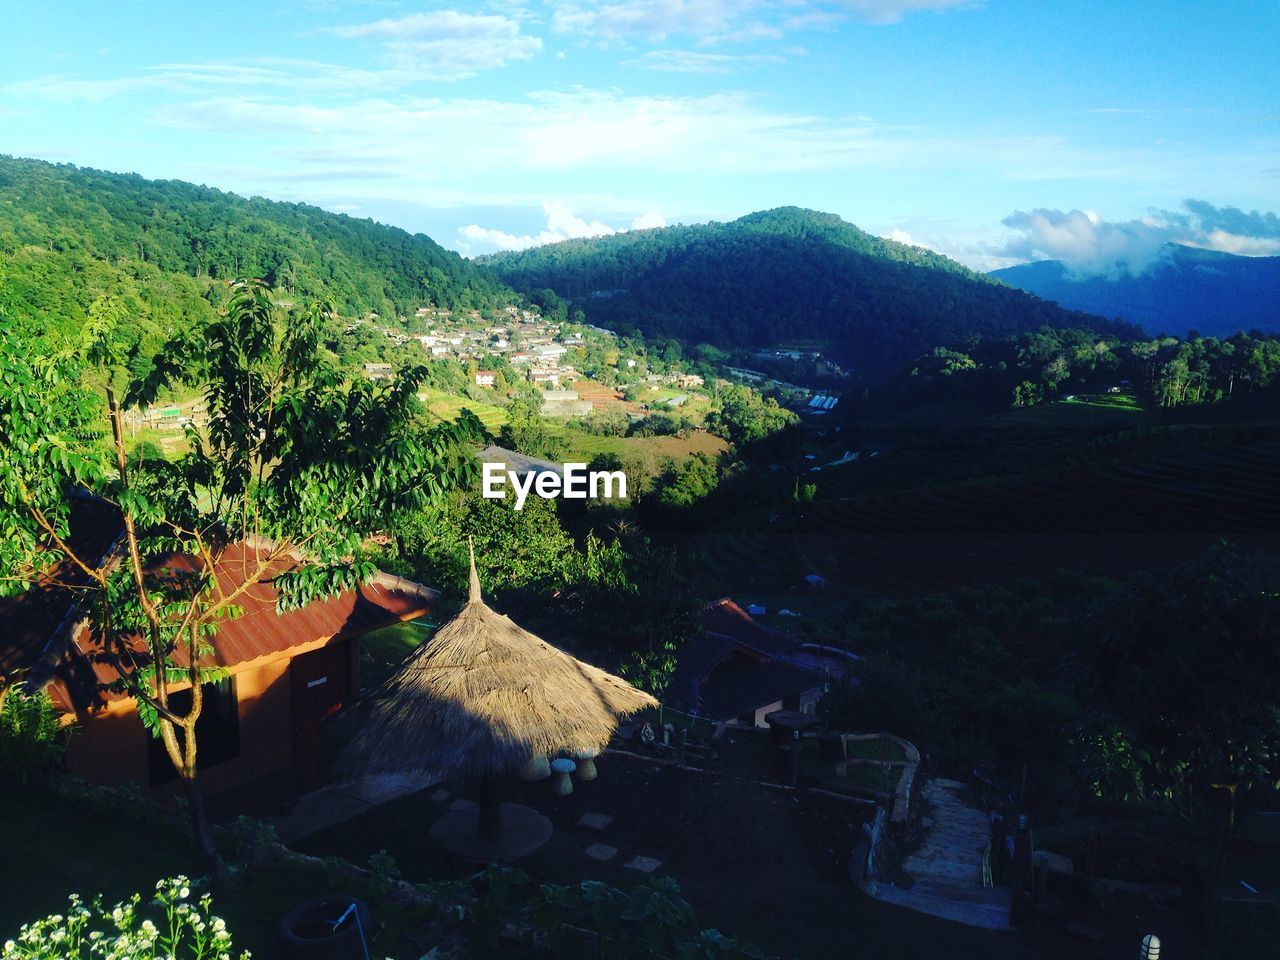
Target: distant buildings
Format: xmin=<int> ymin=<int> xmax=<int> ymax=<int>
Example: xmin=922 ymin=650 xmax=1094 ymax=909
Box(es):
xmin=475 ymin=370 xmax=497 ymax=387
xmin=541 ymin=389 xmax=593 ymax=417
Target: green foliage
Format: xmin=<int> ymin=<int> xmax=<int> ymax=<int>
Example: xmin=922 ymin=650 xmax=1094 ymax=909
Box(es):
xmin=498 ymin=385 xmax=563 ymax=459
xmin=889 ymin=325 xmax=1280 ymax=413
xmin=0 ymin=156 xmax=511 ymax=351
xmin=1075 ymin=549 xmax=1280 ymax=823
xmin=393 ymin=492 xmax=580 ymax=596
xmin=228 ymin=816 xmax=279 ymax=868
xmin=1 ymin=876 xmax=247 ymax=959
xmin=485 ymin=207 xmax=1127 ymax=378
xmin=704 ymin=385 xmax=796 ymax=448
xmin=0 ymin=685 xmax=65 ymax=783
xmin=1 ymin=280 xmax=471 ymax=883
xmin=528 ymin=876 xmax=769 ymax=959
xmin=655 ymin=455 xmax=720 ymax=509
xmin=364 ymin=849 xmax=402 ymax=902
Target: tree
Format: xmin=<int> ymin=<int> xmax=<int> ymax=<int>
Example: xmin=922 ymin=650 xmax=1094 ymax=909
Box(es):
xmin=498 ymin=384 xmax=561 ymax=458
xmin=1076 ymin=549 xmax=1280 ymax=918
xmin=0 ymin=281 xmax=464 ymax=886
xmin=705 ymin=385 xmax=796 ymax=448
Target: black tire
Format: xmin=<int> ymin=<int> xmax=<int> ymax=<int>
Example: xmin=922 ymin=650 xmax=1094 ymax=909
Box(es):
xmin=276 ymin=897 xmax=372 ymax=960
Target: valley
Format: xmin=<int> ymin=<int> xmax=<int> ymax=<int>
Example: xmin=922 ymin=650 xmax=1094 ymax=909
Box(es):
xmin=2 ymin=155 xmax=1280 ymax=960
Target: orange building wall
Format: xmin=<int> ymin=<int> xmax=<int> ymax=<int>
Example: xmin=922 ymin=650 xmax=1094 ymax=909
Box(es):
xmin=63 ymin=642 xmax=337 ymax=799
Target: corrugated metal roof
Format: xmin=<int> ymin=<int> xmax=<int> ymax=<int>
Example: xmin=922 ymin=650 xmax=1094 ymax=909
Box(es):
xmin=476 ymin=444 xmax=563 ymax=477
xmin=701 ymin=597 xmax=798 ymax=658
xmin=4 ymin=513 xmax=438 ymax=714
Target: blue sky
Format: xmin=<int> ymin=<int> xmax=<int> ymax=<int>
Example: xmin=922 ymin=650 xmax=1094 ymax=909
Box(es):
xmin=3 ymin=0 xmax=1278 ymax=273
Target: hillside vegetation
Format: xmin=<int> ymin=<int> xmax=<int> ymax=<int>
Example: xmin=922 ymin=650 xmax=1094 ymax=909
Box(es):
xmin=484 ymin=207 xmax=1130 ymax=378
xmin=0 ymin=155 xmax=510 ymax=348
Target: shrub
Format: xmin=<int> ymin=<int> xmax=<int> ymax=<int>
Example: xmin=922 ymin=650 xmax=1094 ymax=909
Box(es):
xmin=0 ymin=683 xmax=65 ymax=783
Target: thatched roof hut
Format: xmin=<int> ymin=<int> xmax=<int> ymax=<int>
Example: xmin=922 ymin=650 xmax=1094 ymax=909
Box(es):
xmin=333 ymin=544 xmax=657 ymax=782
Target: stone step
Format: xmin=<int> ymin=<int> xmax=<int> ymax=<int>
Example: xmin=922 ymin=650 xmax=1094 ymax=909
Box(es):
xmin=908 ymin=879 xmax=1009 ymax=904
xmin=868 ymin=775 xmax=1009 ymax=930
xmin=906 ymin=865 xmax=983 ymax=885
xmin=875 ymin=883 xmax=1010 ymax=930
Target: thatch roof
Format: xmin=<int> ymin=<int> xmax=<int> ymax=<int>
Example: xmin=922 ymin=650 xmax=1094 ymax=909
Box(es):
xmin=332 ymin=542 xmax=657 ymax=780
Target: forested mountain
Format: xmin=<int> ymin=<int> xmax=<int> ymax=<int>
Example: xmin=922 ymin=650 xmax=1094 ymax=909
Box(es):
xmin=0 ymin=156 xmax=510 ymax=347
xmin=991 ymin=244 xmax=1280 ymax=338
xmin=483 ymin=207 xmax=1127 ymax=379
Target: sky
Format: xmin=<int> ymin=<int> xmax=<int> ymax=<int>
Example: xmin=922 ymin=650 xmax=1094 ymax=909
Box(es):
xmin=2 ymin=0 xmax=1278 ymax=274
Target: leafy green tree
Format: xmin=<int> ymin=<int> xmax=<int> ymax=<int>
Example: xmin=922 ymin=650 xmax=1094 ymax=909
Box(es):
xmin=0 ymin=281 xmax=463 ymax=885
xmin=705 ymin=385 xmax=796 ymax=447
xmin=1075 ymin=550 xmax=1280 ymax=916
xmin=656 ymin=455 xmax=720 ymax=509
xmin=498 ymin=384 xmax=562 ymax=458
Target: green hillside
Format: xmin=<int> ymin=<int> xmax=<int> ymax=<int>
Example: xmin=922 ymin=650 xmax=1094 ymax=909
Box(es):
xmin=483 ymin=207 xmax=1133 ymax=379
xmin=0 ymin=155 xmax=511 ymax=348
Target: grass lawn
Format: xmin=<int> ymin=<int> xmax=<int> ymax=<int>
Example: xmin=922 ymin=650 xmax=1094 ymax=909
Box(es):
xmin=844 ymin=735 xmax=910 ymax=763
xmin=986 ymin=393 xmax=1146 ymax=430
xmin=360 ymin=617 xmax=436 ymax=685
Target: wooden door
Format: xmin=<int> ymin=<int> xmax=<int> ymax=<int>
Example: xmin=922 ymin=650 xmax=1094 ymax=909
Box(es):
xmin=291 ymin=641 xmax=350 ymax=789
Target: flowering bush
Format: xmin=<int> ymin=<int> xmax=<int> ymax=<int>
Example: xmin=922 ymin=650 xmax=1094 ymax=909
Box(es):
xmin=2 ymin=877 xmax=248 ymax=959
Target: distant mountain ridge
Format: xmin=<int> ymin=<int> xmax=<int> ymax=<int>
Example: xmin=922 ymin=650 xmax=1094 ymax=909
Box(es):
xmin=991 ymin=244 xmax=1280 ymax=338
xmin=483 ymin=207 xmax=1128 ymax=379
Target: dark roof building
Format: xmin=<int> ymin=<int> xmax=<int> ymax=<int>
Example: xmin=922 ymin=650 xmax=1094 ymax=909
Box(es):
xmin=476 ymin=443 xmax=563 ymax=478
xmin=664 ymin=598 xmax=827 ymax=727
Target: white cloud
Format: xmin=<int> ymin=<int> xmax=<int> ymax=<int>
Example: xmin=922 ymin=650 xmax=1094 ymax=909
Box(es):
xmin=630 ymin=49 xmax=786 ymax=72
xmin=137 ymin=86 xmax=1196 ymax=200
xmin=829 ymin=0 xmax=978 ymax=25
xmin=8 ymin=11 xmax=541 ymax=102
xmin=148 ymin=89 xmax=900 ymax=175
xmin=551 ymin=0 xmax=764 ymax=43
xmin=324 ymin=10 xmax=541 ymax=78
xmin=458 ymin=200 xmax=665 ymax=252
xmin=883 ymin=227 xmax=931 ymax=248
xmin=631 ymin=211 xmax=668 ymax=229
xmin=549 ymin=0 xmax=976 ymax=43
xmin=1198 ymin=229 xmax=1280 ymax=257
xmin=999 ymin=200 xmax=1280 ymax=277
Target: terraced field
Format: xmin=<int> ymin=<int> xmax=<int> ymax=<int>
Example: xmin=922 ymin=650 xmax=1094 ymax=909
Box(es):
xmin=689 ymin=422 xmax=1280 ymax=599
xmin=417 ymin=387 xmax=508 ymax=430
